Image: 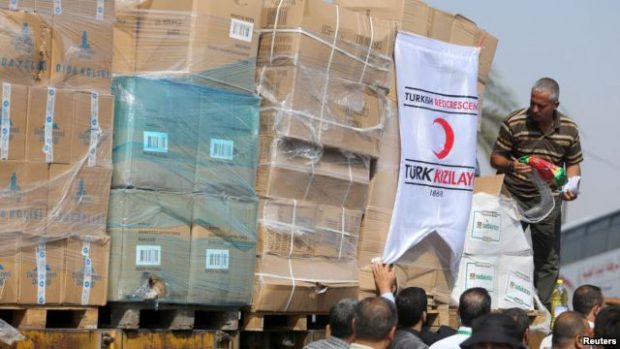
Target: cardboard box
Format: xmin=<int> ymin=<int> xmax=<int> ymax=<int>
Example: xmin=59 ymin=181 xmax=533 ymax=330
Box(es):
xmin=62 ymin=235 xmax=110 ymax=305
xmin=252 ymin=254 xmax=358 ymax=312
xmin=451 ymin=254 xmax=498 ymax=308
xmin=111 ymin=77 xmax=199 ymax=192
xmin=107 ymin=190 xmax=191 ymax=303
xmin=115 ymin=0 xmax=261 ymax=92
xmin=35 ymin=0 xmax=114 ymax=20
xmin=258 ymin=199 xmax=362 ymax=260
xmin=0 ymin=161 xmax=48 ymax=232
xmin=0 ymin=10 xmax=52 ymax=85
xmin=257 ymin=65 xmax=385 ymax=157
xmin=496 ymin=254 xmax=534 ymax=310
xmin=257 ymin=137 xmax=370 ymax=210
xmin=0 ymin=0 xmax=35 ymax=12
xmin=259 ymin=0 xmax=396 ymax=90
xmin=26 ymin=87 xmax=74 ymax=164
xmin=111 ymin=9 xmax=137 ymax=75
xmin=194 ymin=89 xmax=260 ymax=197
xmin=0 ymin=233 xmax=20 ymax=304
xmin=70 ymin=91 xmax=114 ymax=167
xmin=188 ymin=194 xmax=257 ymax=305
xmin=0 ymin=83 xmax=28 ymax=161
xmin=50 ymin=16 xmax=113 ymax=93
xmin=18 ymin=235 xmax=64 ymax=305
xmin=333 ymin=0 xmax=498 ymax=100
xmin=47 ymin=165 xmax=112 ymax=238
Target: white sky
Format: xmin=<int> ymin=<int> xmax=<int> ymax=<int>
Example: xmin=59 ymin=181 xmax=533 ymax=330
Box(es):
xmin=425 ymin=0 xmax=620 ymax=224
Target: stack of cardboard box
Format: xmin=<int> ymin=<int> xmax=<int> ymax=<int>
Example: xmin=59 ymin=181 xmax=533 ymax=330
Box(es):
xmin=108 ymin=0 xmax=263 ymax=306
xmin=252 ymin=0 xmax=397 ymax=313
xmin=0 ymin=0 xmax=115 ymax=305
xmin=333 ymin=0 xmax=498 ymax=304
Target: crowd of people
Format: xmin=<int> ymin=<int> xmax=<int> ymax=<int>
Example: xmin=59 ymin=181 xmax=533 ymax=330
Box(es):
xmin=303 ymin=265 xmax=619 ymax=349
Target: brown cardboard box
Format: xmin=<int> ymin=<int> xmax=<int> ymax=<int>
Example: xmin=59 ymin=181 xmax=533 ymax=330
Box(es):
xmin=257 ymin=65 xmax=385 ymax=157
xmin=0 ymin=161 xmax=48 ymax=233
xmin=333 ymin=0 xmax=498 ymax=101
xmin=62 ymin=235 xmax=110 ymax=305
xmin=1 ymin=83 xmax=28 ymax=161
xmin=188 ymin=194 xmax=257 ymax=305
xmin=26 ymin=87 xmax=73 ymax=164
xmin=50 ymin=16 xmax=113 ymax=93
xmin=48 ymin=165 xmax=112 ymax=238
xmin=259 ymin=0 xmax=396 ymax=90
xmin=257 ymin=137 xmax=370 ymax=210
xmin=115 ymin=0 xmax=261 ymax=91
xmin=0 ymin=233 xmax=20 ymax=304
xmin=257 ymin=199 xmax=362 ymax=260
xmin=252 ymin=254 xmax=358 ymax=312
xmin=111 ymin=10 xmax=137 ymax=75
xmin=0 ymin=10 xmax=52 ymax=86
xmin=107 ymin=190 xmax=191 ymax=303
xmin=0 ymin=0 xmax=35 ymax=12
xmin=35 ymin=0 xmax=114 ymax=21
xmin=70 ymin=91 xmax=114 ymax=167
xmin=18 ymin=235 xmax=64 ymax=305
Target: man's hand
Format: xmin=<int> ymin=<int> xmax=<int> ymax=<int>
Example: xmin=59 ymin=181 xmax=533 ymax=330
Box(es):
xmin=512 ymin=159 xmax=532 ymax=174
xmin=562 ymin=190 xmax=578 ymax=201
xmin=372 ymin=262 xmax=396 ymax=295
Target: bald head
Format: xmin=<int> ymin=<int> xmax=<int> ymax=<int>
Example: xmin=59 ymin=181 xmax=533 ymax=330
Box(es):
xmin=354 ymin=297 xmax=397 ymax=342
xmin=552 ymin=311 xmax=589 ymax=349
xmin=459 ymin=288 xmax=491 ymax=327
xmin=573 ymin=285 xmax=603 ymax=321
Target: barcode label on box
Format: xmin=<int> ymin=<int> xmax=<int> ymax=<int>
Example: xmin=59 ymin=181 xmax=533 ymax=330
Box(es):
xmin=210 ymin=138 xmax=234 ymax=160
xmin=136 ymin=245 xmax=161 ymax=266
xmin=143 ymin=131 xmax=168 ymax=153
xmin=229 ymin=18 xmax=253 ymax=42
xmin=206 ymin=249 xmax=229 ymax=270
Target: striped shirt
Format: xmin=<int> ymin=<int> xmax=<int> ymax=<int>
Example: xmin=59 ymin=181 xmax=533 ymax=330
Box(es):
xmin=493 ymin=108 xmax=583 ymax=198
xmin=304 ymin=336 xmax=350 ymax=349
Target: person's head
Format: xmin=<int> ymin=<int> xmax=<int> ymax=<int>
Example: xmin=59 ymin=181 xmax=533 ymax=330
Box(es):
xmin=552 ymin=311 xmax=590 ymax=349
xmin=529 ymin=77 xmax=560 ymax=125
xmin=594 ymin=305 xmax=620 ymax=348
xmin=503 ymin=308 xmax=529 ymax=345
xmin=460 ymin=314 xmax=525 ymax=349
xmin=326 ymin=298 xmax=358 ymax=342
xmin=572 ymin=285 xmax=604 ymax=322
xmin=354 ymin=297 xmax=397 ymax=346
xmin=395 ymin=287 xmax=428 ymax=329
xmin=458 ymin=288 xmax=492 ymax=327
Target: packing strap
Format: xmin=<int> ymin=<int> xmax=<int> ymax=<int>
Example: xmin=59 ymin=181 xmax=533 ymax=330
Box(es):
xmin=359 ymin=15 xmax=375 ymax=83
xmin=317 ymin=5 xmax=340 ymax=143
xmin=36 ymin=243 xmax=47 ymax=305
xmin=284 ymin=200 xmax=298 ymax=312
xmin=53 ymin=0 xmax=62 ymax=15
xmin=88 ymin=92 xmax=102 ymax=167
xmin=1 ymin=83 xmax=11 ymax=160
xmin=9 ymin=0 xmax=18 ymax=10
xmin=96 ymin=0 xmax=105 ymax=21
xmin=43 ymin=87 xmax=56 ymax=163
xmin=81 ymin=241 xmax=93 ymax=305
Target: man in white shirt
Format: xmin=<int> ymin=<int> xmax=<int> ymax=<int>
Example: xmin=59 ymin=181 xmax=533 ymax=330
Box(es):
xmin=350 ymin=297 xmax=398 ymax=349
xmin=540 ymin=285 xmax=603 ymax=349
xmin=428 ymin=288 xmax=491 ymax=349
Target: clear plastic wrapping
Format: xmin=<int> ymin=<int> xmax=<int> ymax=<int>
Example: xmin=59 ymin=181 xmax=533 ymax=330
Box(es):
xmin=111 ymin=76 xmax=260 ymax=196
xmin=113 ymin=0 xmax=262 ymax=92
xmin=107 ymin=189 xmax=258 ymax=306
xmin=0 ymin=1 xmax=115 ymax=93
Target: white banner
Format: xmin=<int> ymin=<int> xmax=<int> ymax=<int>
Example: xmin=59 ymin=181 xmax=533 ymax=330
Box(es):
xmin=383 ymin=32 xmax=480 ymax=264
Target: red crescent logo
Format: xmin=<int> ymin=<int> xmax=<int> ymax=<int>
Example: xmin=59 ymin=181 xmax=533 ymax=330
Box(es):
xmin=433 ymin=117 xmax=454 ymax=159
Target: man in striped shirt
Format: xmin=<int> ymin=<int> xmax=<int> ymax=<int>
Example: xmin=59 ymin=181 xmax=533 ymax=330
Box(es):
xmin=490 ymin=77 xmax=583 ymax=310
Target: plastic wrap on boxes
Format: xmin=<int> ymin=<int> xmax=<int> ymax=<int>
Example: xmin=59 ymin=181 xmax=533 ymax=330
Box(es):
xmin=258 ymin=198 xmax=361 ymax=260
xmin=107 ymin=189 xmax=192 ymax=304
xmin=189 ymin=194 xmax=258 ymax=306
xmin=256 ymin=0 xmax=396 ymax=157
xmin=258 ymin=137 xmax=370 ymax=210
xmin=112 ymin=76 xmax=260 ymax=195
xmin=113 ymin=0 xmax=262 ymax=92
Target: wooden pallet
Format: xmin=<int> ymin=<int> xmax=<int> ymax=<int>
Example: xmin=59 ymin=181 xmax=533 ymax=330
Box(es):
xmin=100 ymin=303 xmax=240 ymax=330
xmin=0 ymin=306 xmax=99 ymax=330
xmin=241 ymin=313 xmax=329 ymax=332
xmin=426 ymin=304 xmax=455 ymax=331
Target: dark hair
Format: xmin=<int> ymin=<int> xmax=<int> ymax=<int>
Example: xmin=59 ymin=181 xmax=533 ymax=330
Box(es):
xmin=328 ymin=298 xmax=358 ymax=339
xmin=572 ymin=285 xmax=603 ymax=316
xmin=354 ymin=297 xmax=397 ymax=342
xmin=552 ymin=311 xmax=589 ymax=347
xmin=503 ymin=308 xmax=529 ymax=342
xmin=459 ymin=288 xmax=491 ymax=326
xmin=594 ymin=305 xmax=620 ymax=347
xmin=396 ymin=287 xmax=428 ymax=327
